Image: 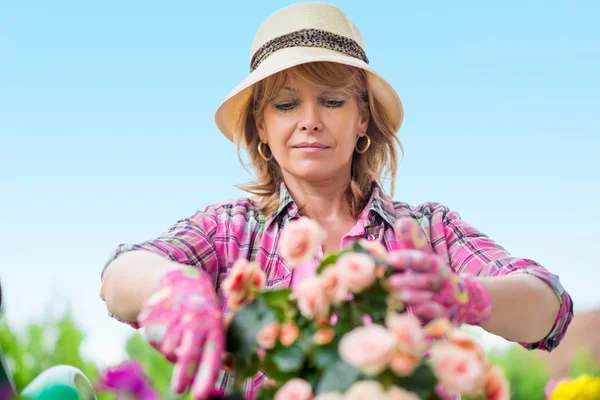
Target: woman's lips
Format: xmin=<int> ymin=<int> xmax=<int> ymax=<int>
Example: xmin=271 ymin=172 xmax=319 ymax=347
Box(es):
xmin=294 ymin=147 xmax=329 ymax=153
xmin=292 ymin=142 xmax=330 ymax=152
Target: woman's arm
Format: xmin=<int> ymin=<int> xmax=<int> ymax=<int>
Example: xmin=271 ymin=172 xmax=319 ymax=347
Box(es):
xmin=100 ymin=209 xmax=221 ymax=326
xmin=477 ymin=273 xmax=561 ymax=344
xmin=100 ymin=250 xmax=183 ymax=322
xmin=423 ymin=203 xmax=574 ymax=351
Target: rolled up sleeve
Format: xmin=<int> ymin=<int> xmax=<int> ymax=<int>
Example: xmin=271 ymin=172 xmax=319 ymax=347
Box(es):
xmin=103 ymin=207 xmax=221 ymax=280
xmin=427 ymin=203 xmax=574 ymax=351
xmin=101 ymin=206 xmax=222 ymax=327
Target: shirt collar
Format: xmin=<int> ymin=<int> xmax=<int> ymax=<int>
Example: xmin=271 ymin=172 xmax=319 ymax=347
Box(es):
xmin=264 ymin=182 xmax=298 ymax=229
xmin=364 ymin=181 xmax=397 ymax=229
xmin=263 ymin=181 xmax=396 ymax=230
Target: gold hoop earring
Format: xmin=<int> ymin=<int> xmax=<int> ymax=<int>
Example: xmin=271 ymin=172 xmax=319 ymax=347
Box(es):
xmin=355 ymin=134 xmax=371 ymax=154
xmin=257 ymin=141 xmax=273 ymax=161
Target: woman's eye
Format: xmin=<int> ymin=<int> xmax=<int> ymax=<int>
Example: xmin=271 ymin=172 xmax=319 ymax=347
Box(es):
xmin=273 ymin=102 xmax=297 ymax=112
xmin=323 ymin=99 xmax=346 ymax=108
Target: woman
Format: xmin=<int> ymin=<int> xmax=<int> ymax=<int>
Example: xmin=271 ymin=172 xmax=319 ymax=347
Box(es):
xmin=99 ymin=3 xmax=573 ymax=400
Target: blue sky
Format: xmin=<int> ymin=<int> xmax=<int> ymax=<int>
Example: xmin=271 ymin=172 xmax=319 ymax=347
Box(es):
xmin=1 ymin=1 xmax=598 ymax=366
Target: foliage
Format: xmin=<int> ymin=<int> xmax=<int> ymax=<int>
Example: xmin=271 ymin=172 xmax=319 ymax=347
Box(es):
xmin=224 ymin=240 xmax=499 ymax=399
xmin=0 ymin=314 xmax=112 ymax=400
xmin=1 ymin=311 xmax=599 ymax=399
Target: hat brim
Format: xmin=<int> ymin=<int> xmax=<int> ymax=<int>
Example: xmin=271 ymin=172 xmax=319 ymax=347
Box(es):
xmin=214 ymin=47 xmax=404 ymax=143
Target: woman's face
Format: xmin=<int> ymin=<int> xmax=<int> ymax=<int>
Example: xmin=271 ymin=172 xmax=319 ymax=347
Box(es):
xmin=257 ymin=77 xmax=369 ymax=185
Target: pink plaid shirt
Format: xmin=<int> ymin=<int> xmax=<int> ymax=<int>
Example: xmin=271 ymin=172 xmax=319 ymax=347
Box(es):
xmin=103 ymin=182 xmax=573 ymax=398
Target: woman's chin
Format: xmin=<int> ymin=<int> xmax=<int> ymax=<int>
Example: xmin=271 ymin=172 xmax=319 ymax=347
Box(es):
xmin=288 ymin=168 xmax=344 ymax=184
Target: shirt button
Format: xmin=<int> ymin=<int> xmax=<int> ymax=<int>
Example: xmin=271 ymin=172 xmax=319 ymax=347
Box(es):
xmin=367 ymin=235 xmax=376 ymax=241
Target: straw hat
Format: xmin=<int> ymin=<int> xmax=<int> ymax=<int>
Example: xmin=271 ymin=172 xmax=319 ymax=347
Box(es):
xmin=214 ymin=2 xmax=404 ymax=143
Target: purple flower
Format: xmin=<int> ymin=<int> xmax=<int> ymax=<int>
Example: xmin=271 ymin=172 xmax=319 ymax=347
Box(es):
xmin=0 ymin=382 xmax=15 ymax=400
xmin=96 ymin=360 xmax=160 ymax=400
xmin=207 ymin=389 xmax=226 ymax=399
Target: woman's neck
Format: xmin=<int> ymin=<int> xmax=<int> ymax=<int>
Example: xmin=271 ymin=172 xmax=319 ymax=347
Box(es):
xmin=283 ymin=175 xmax=354 ymax=225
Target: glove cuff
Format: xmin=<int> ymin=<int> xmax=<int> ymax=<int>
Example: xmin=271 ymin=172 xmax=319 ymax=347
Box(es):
xmin=460 ymin=274 xmax=492 ymax=326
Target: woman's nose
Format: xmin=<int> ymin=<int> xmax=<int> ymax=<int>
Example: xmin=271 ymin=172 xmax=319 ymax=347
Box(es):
xmin=299 ymin=103 xmax=323 ymax=133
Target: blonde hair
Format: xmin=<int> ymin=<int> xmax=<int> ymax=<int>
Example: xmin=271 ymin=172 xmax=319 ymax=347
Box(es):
xmin=234 ymin=62 xmax=403 ymax=219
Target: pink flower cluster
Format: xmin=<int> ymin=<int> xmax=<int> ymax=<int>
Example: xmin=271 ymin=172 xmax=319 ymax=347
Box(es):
xmin=428 ymin=330 xmax=509 ymax=399
xmin=274 ymin=379 xmax=420 ymax=400
xmin=222 ymin=259 xmax=267 ymax=310
xmin=243 ymin=217 xmax=510 ymax=399
xmin=256 ymin=321 xmax=301 ymax=349
xmin=292 ymin=250 xmax=384 ymax=321
xmin=279 ymin=217 xmax=328 ymax=267
xmin=278 ymin=217 xmax=389 ymax=325
xmin=271 ymin=322 xmax=509 ymax=400
xmin=337 ymin=312 xmax=427 ymax=380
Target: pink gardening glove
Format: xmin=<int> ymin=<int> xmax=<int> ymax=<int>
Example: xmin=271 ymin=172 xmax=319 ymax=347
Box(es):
xmin=387 ymin=219 xmax=492 ymax=326
xmin=137 ymin=267 xmax=225 ymax=400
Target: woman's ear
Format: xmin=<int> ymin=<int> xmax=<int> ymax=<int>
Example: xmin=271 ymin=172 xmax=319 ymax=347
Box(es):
xmin=256 ymin=115 xmax=268 ymax=143
xmin=358 ymin=106 xmax=370 ymax=136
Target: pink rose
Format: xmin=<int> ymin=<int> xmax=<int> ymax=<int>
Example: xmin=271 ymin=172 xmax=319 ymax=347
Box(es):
xmin=313 ymin=328 xmax=335 ymax=346
xmin=385 ymin=313 xmax=426 ymax=358
xmin=336 ymin=253 xmax=376 ymax=293
xmin=447 ymin=329 xmax=486 ymax=362
xmin=279 ymin=217 xmax=327 ymax=267
xmin=389 ymin=353 xmax=418 ymax=377
xmin=222 ymin=259 xmax=266 ymax=309
xmin=344 ymin=381 xmax=385 ymax=400
xmin=294 ymin=277 xmax=330 ymax=321
xmin=274 ymin=378 xmax=313 ymax=400
xmin=384 ymin=386 xmax=420 ymax=400
xmin=484 ymin=365 xmax=510 ymax=400
xmin=257 ymin=322 xmax=280 ymax=349
xmin=314 ymin=392 xmax=343 ymax=400
xmin=320 ymin=267 xmax=349 ymax=305
xmin=429 ymin=343 xmax=486 ymax=396
xmin=358 ymin=238 xmax=388 ymax=260
xmin=339 ymin=325 xmax=396 ymax=375
xmin=279 ymin=321 xmax=300 ymax=347
xmin=423 ymin=318 xmax=452 ymax=339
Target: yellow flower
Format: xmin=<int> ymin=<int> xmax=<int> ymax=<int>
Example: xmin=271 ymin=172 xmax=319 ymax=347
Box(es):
xmin=550 ymin=375 xmax=600 ymax=400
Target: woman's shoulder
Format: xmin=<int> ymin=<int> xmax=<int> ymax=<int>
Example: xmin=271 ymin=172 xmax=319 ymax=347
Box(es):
xmin=372 ymin=184 xmax=454 ymax=224
xmin=389 ymin=199 xmax=454 ymax=222
xmin=193 ymin=196 xmax=263 ymax=221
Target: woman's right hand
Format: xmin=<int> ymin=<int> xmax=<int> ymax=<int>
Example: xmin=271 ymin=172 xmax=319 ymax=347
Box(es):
xmin=137 ymin=267 xmax=225 ymax=400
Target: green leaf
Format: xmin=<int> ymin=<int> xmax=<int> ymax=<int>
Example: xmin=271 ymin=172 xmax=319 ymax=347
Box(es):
xmin=272 ymin=342 xmax=307 ymax=372
xmin=301 ymin=367 xmax=321 ymax=388
xmin=335 ymin=302 xmax=364 ymax=329
xmin=261 ymin=289 xmax=293 ymax=321
xmin=353 ymin=280 xmax=388 ymax=325
xmin=255 ymin=387 xmax=278 ymax=400
xmin=226 ymin=297 xmax=277 ymax=359
xmin=316 ymin=360 xmax=361 ymax=394
xmin=261 ymin=354 xmax=298 ymax=382
xmin=393 ymin=363 xmax=437 ymax=399
xmin=313 ymin=342 xmax=340 ymax=368
xmin=262 ymin=289 xmax=292 ymax=309
xmin=316 ymin=248 xmax=352 ymax=274
xmin=426 ymin=390 xmax=445 ymax=400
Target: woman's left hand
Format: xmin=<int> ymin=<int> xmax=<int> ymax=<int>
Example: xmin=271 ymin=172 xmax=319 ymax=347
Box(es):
xmin=387 ymin=219 xmax=492 ymax=326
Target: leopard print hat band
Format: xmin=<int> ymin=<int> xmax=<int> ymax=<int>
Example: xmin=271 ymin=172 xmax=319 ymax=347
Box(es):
xmin=250 ymin=28 xmax=369 ymax=72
